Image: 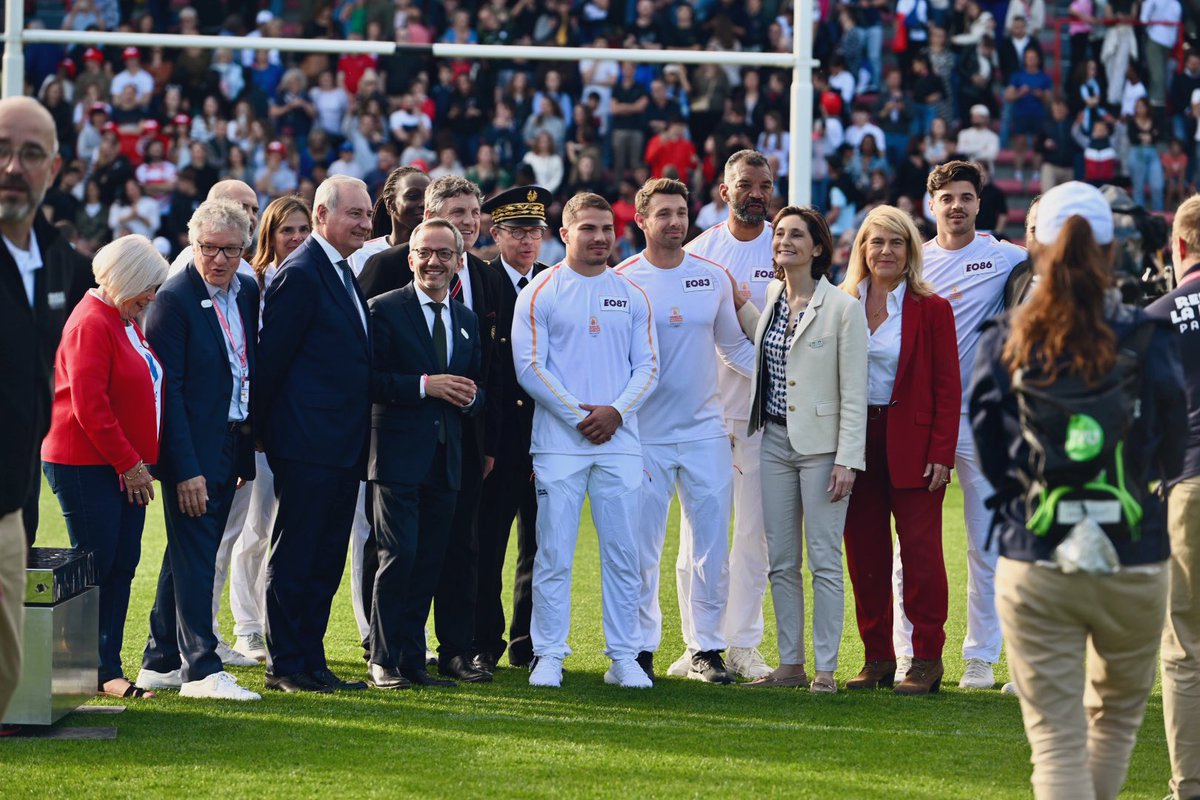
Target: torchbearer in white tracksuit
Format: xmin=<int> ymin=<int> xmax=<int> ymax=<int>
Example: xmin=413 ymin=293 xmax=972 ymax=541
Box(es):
xmin=512 ymin=192 xmax=659 ymax=689
xmin=681 ymin=149 xmax=778 ymax=680
xmin=614 ymin=177 xmax=758 ymax=684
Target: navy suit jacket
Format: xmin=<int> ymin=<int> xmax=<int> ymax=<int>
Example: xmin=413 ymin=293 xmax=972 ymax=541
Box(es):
xmin=145 ymin=264 xmax=259 ymax=485
xmin=257 ymin=235 xmax=372 ymax=471
xmin=368 ymin=284 xmax=482 ymax=490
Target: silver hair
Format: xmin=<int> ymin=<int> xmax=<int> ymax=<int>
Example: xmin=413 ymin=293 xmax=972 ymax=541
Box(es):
xmin=187 ymin=198 xmax=252 ymax=248
xmin=424 ymin=175 xmax=482 ymax=214
xmin=92 ymin=234 xmax=169 ymax=306
xmin=411 ymin=217 xmax=465 ymax=255
xmin=314 ymin=175 xmax=369 ymax=214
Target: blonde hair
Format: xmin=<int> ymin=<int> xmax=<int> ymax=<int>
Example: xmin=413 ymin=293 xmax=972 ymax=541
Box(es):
xmin=1173 ymin=194 xmax=1200 ymax=280
xmin=841 ymin=205 xmax=934 ymax=298
xmin=92 ymin=235 xmax=169 ymax=305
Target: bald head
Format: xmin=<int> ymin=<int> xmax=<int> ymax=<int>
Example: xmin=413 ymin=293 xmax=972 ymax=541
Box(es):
xmin=209 ymin=179 xmax=260 ymax=230
xmin=0 ymin=96 xmax=62 ymax=232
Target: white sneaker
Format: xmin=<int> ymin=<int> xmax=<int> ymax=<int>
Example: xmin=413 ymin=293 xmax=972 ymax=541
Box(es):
xmin=529 ymin=656 xmax=564 ymax=688
xmin=217 ymin=640 xmax=258 ymax=668
xmin=180 ymin=671 xmax=262 ymax=701
xmin=604 ymin=658 xmax=653 ymax=688
xmin=234 ymin=633 xmax=267 ymax=663
xmin=666 ymin=649 xmax=694 ymax=678
xmin=959 ymin=658 xmax=996 ymax=689
xmin=727 ymin=646 xmax=773 ymax=680
xmin=895 ymin=655 xmax=913 ymax=684
xmin=136 ymin=667 xmax=182 ymax=690
xmin=1001 ymin=681 xmax=1019 ymax=697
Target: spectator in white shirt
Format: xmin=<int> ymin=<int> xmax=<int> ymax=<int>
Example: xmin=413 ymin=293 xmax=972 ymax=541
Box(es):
xmin=955 ymin=105 xmax=1000 ymax=169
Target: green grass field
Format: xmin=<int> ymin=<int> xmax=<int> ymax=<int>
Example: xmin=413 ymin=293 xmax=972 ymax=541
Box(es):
xmin=0 ymin=482 xmax=1173 ymax=798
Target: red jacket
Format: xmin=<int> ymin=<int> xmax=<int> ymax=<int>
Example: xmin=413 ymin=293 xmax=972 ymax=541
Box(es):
xmin=883 ymin=288 xmax=961 ymax=488
xmin=41 ymin=292 xmax=160 ymax=474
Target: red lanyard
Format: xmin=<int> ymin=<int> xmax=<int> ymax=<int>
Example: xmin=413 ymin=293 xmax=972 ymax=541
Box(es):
xmin=211 ymin=292 xmax=247 ymax=372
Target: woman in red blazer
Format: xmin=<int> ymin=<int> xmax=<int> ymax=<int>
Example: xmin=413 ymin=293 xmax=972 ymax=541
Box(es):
xmin=41 ymin=235 xmax=167 ymax=699
xmin=838 ymin=205 xmax=961 ymax=696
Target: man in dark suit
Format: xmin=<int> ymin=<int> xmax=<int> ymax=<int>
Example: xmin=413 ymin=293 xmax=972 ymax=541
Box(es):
xmin=473 ymin=186 xmax=552 ymax=671
xmin=137 ymin=199 xmax=261 ymax=700
xmin=0 ymin=96 xmax=92 ymax=718
xmin=257 ymin=175 xmax=374 ymax=694
xmin=359 ymin=176 xmax=500 ymax=683
xmin=366 ymin=218 xmax=483 ymax=689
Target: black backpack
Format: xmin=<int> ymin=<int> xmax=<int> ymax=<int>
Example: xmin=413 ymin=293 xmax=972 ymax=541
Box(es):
xmin=1011 ymin=322 xmax=1156 ymax=544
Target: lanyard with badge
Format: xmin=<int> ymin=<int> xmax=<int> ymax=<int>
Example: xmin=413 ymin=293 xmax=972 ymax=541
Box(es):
xmin=211 ymin=295 xmax=250 ymax=410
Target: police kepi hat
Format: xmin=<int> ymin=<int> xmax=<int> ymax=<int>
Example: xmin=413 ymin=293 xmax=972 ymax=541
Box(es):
xmin=482 ymin=185 xmax=551 ymax=227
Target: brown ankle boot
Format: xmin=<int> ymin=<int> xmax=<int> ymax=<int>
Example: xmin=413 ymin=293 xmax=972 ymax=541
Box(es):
xmin=894 ymin=658 xmax=944 ymax=695
xmin=845 ymin=660 xmax=897 ymax=690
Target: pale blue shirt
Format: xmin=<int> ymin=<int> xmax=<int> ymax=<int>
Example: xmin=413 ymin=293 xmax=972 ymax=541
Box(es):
xmin=205 ymin=277 xmax=249 ymax=422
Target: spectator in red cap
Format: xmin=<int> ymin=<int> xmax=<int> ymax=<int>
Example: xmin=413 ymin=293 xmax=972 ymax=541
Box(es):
xmin=112 ymin=47 xmax=153 ymax=108
xmin=76 ymin=48 xmax=110 ymax=101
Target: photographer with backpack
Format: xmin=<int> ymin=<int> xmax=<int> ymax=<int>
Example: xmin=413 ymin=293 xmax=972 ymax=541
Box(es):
xmin=969 ymin=181 xmax=1186 ymax=800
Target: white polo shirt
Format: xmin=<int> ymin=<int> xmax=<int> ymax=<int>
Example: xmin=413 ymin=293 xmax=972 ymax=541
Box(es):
xmin=616 ymin=251 xmax=756 ymax=444
xmin=922 ymin=233 xmax=1026 ymax=411
xmin=512 ymin=262 xmax=658 ymax=457
xmin=684 ymin=220 xmax=774 ymax=422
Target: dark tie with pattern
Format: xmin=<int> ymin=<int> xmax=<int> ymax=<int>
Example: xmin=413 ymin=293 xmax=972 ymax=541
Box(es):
xmin=429 ymin=301 xmax=447 ymax=443
xmin=449 ymin=273 xmax=463 ymax=300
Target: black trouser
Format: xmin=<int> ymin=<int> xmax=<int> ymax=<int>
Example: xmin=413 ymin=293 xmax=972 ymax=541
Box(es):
xmin=473 ymin=451 xmax=538 ymax=665
xmin=369 ymin=444 xmax=457 ymax=671
xmin=432 ymin=426 xmax=484 ymax=665
xmin=22 ymin=475 xmax=38 ymax=547
xmin=143 ymin=429 xmax=239 ymax=683
xmin=264 ymin=456 xmax=359 ymax=677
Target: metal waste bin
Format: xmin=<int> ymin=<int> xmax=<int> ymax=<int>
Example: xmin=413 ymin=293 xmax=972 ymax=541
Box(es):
xmin=2 ymin=549 xmax=99 ymax=726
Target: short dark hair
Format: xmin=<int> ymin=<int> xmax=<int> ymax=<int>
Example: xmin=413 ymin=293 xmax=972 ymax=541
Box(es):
xmin=772 ymin=205 xmax=834 ymax=282
xmin=635 ymin=177 xmax=689 ymax=216
xmin=927 ymin=160 xmax=983 ymax=197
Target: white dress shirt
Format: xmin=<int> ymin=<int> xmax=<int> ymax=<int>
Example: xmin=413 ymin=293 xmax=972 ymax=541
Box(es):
xmin=859 ymin=278 xmax=905 ymax=406
xmin=502 ymin=258 xmax=534 ymax=294
xmin=3 ymin=228 xmax=42 ymax=307
xmin=455 ymin=253 xmax=475 ymax=310
xmin=311 ymin=230 xmax=367 ymax=331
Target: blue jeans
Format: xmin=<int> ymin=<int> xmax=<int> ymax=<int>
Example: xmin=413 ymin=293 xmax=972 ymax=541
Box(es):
xmin=864 ymin=25 xmax=884 ymax=89
xmin=43 ymin=462 xmax=147 ymax=684
xmin=1129 ymin=145 xmax=1165 ymax=212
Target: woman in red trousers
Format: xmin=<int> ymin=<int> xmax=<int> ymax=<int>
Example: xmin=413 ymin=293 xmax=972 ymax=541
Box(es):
xmin=839 ymin=205 xmax=961 ymax=695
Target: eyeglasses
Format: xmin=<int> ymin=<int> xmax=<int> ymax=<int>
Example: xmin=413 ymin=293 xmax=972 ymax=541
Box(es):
xmin=499 ymin=226 xmax=546 ymax=241
xmin=198 ymin=243 xmax=245 ymax=259
xmin=0 ymin=143 xmax=52 ymax=170
xmin=414 ymin=247 xmax=458 ymax=263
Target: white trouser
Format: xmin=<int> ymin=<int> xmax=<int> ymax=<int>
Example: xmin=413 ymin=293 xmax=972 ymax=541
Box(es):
xmin=638 ymin=438 xmax=732 ymax=654
xmin=531 ymin=452 xmax=643 ymax=662
xmin=230 ymin=451 xmax=274 ymax=638
xmin=721 ymin=419 xmax=766 ymax=648
xmin=349 ymin=481 xmax=371 ymax=641
xmin=211 ymin=480 xmax=252 ymax=641
xmin=893 ymin=414 xmax=1003 ymax=662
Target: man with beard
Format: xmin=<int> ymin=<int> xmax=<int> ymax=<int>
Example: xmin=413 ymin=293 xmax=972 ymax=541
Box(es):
xmin=677 ymin=149 xmax=777 ymax=681
xmin=358 ymin=176 xmax=500 ymax=683
xmin=616 ymin=177 xmax=756 ymax=683
xmin=472 ymin=186 xmax=553 ymax=671
xmin=0 ymin=96 xmax=92 ymax=718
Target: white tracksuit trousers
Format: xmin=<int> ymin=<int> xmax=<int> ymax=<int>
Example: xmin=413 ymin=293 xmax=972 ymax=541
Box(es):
xmin=639 ymin=438 xmax=732 ymax=654
xmin=229 ymin=451 xmax=275 ymax=638
xmin=531 ymin=452 xmax=643 ymax=662
xmin=211 ymin=481 xmax=252 ymax=641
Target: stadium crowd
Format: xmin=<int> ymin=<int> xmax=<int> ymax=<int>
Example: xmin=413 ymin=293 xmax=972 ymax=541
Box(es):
xmin=1 ymin=1 xmax=1199 ymax=798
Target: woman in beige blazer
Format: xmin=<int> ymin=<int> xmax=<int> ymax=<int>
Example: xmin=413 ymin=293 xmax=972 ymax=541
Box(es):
xmin=739 ymin=206 xmax=868 ymax=693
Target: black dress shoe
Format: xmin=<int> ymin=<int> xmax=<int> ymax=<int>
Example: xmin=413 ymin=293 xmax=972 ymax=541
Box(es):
xmin=401 ymin=667 xmax=456 ymax=687
xmin=310 ymin=667 xmax=368 ymax=691
xmin=439 ymin=654 xmax=492 ymax=683
xmin=471 ymin=653 xmax=497 ymax=674
xmin=265 ymin=672 xmax=333 ymax=693
xmin=367 ymin=663 xmax=412 ymax=690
